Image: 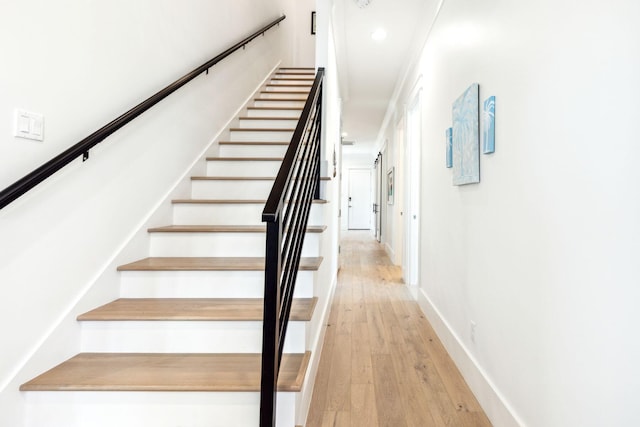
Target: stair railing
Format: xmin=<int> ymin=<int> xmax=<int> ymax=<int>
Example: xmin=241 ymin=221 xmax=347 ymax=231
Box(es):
xmin=260 ymin=67 xmax=324 ymax=427
xmin=0 ymin=15 xmax=286 ymax=210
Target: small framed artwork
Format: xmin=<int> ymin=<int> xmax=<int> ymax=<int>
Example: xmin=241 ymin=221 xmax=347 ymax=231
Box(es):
xmin=387 ymin=167 xmax=394 ymax=205
xmin=483 ymin=96 xmax=495 ymax=154
xmin=452 ymin=83 xmax=480 ymax=185
xmin=446 ymin=127 xmax=453 ymax=168
xmin=311 ymin=11 xmax=316 ymax=35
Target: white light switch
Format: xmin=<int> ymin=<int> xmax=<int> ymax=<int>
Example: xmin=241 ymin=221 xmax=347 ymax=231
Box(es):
xmin=14 ymin=109 xmax=44 ymax=141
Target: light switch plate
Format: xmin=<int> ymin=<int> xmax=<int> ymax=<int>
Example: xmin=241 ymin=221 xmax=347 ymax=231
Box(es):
xmin=14 ymin=109 xmax=44 ymax=141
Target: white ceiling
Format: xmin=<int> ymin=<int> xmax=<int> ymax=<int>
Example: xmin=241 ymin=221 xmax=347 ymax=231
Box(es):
xmin=331 ymin=0 xmax=440 ymax=156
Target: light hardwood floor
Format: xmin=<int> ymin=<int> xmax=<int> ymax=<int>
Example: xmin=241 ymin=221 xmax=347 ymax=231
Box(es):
xmin=305 ymin=231 xmax=492 ymax=427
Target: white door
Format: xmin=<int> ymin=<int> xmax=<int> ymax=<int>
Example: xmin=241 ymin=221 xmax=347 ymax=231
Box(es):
xmin=404 ymin=92 xmax=421 ymax=288
xmin=374 ymin=153 xmax=383 ymax=241
xmin=348 ymin=168 xmax=372 ymax=230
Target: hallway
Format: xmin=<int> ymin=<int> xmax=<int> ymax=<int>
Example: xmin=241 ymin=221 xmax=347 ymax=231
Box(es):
xmin=306 ymin=231 xmax=492 ymax=426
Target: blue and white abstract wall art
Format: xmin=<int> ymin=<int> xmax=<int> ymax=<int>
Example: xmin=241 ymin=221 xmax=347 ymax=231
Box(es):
xmin=452 ymin=83 xmax=480 ymax=185
xmin=446 ymin=127 xmax=453 ymax=168
xmin=483 ymin=96 xmax=495 ymax=154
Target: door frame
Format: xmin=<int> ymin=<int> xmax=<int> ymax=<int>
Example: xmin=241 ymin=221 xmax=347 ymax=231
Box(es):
xmin=403 ymin=80 xmax=422 ymax=296
xmin=374 ymin=152 xmax=383 ymax=242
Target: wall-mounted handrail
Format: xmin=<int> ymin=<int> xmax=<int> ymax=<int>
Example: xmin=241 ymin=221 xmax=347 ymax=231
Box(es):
xmin=0 ymin=15 xmax=286 ymax=210
xmin=260 ymin=67 xmax=324 ymax=427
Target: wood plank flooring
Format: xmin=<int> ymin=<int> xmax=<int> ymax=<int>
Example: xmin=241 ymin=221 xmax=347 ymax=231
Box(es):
xmin=305 ymin=231 xmax=492 ymax=427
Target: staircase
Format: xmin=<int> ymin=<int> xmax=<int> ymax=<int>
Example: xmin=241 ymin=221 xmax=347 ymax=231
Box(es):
xmin=20 ymin=67 xmax=326 ymax=427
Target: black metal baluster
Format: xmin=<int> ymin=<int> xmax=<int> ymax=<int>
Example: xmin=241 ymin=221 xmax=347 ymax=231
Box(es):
xmin=260 ymin=68 xmax=324 ymax=427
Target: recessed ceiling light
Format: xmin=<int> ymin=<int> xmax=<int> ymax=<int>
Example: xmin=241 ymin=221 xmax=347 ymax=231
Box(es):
xmin=371 ymin=28 xmax=387 ymax=42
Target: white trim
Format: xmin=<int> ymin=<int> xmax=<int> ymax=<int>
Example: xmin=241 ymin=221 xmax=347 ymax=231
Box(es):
xmin=384 ymin=242 xmax=394 ymax=261
xmin=403 ymin=89 xmax=422 ymax=288
xmin=416 ymin=288 xmax=525 ymax=427
xmin=298 ymin=272 xmax=339 ymax=426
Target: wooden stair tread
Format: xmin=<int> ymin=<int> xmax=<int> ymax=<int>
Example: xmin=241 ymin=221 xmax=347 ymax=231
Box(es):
xmin=218 ymin=141 xmax=290 ymax=145
xmin=238 ymin=116 xmax=298 ymax=121
xmin=171 ymin=199 xmax=329 ymax=204
xmin=147 ymin=225 xmax=327 ymax=233
xmin=265 ymin=84 xmax=312 ymax=88
xmin=260 ymin=91 xmax=309 ymax=95
xmin=271 ymin=77 xmax=314 ymax=81
xmin=192 ymin=176 xmax=276 ymax=181
xmin=229 ymin=127 xmax=295 ymax=132
xmin=172 ymin=199 xmax=270 ymax=204
xmin=117 ymin=256 xmax=323 ymax=271
xmin=78 ymin=297 xmax=317 ymax=321
xmin=206 ymin=156 xmax=284 ymax=161
xmin=20 ymin=352 xmax=310 ymax=392
xmin=191 ymin=176 xmax=331 ymax=181
xmin=253 ymin=98 xmax=306 ymax=102
xmin=247 ymin=106 xmax=304 ymax=111
xmin=274 ymin=74 xmax=313 ymax=78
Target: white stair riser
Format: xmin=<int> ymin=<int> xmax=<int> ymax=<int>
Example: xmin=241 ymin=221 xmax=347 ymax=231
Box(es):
xmin=246 ymin=108 xmax=302 ymax=118
xmin=265 ymin=88 xmax=310 ymax=94
xmin=219 ymin=144 xmax=289 ymax=157
xmin=80 ymin=321 xmax=306 ymax=353
xmin=173 ymin=202 xmax=325 ymax=226
xmin=119 ymin=270 xmax=315 ymax=299
xmin=206 ymin=160 xmax=282 ymax=177
xmin=24 ymin=391 xmax=296 ymax=427
xmin=238 ymin=118 xmax=298 ymax=129
xmin=229 ymin=130 xmax=293 ymax=142
xmin=191 ymin=179 xmax=274 ymax=199
xmin=254 ymin=100 xmax=305 ymax=108
xmin=260 ymin=92 xmax=307 ymax=100
xmin=319 ymin=180 xmax=328 ymax=197
xmin=149 ymin=232 xmax=321 ymax=257
xmin=270 ymin=79 xmax=314 ymax=85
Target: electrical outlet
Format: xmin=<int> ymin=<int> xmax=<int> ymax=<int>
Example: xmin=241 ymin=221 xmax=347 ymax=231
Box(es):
xmin=470 ymin=321 xmax=477 ymax=343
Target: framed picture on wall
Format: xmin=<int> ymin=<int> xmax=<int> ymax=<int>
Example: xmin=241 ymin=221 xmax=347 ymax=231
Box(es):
xmin=452 ymin=83 xmax=480 ymax=185
xmin=311 ymin=12 xmax=316 ymax=35
xmin=387 ymin=167 xmax=394 ymax=205
xmin=482 ymin=96 xmax=496 ymax=154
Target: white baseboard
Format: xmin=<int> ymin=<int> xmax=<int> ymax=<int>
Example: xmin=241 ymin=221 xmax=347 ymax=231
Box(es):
xmin=384 ymin=242 xmax=394 ymax=261
xmin=297 ymin=272 xmax=338 ymax=426
xmin=416 ymin=288 xmax=524 ymax=427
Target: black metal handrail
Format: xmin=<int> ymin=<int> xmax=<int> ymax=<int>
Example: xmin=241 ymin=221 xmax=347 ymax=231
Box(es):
xmin=260 ymin=67 xmax=324 ymax=427
xmin=0 ymin=15 xmax=286 ymax=210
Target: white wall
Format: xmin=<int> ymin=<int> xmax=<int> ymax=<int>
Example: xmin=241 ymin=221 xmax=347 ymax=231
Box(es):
xmin=379 ymin=120 xmax=406 ymax=265
xmin=297 ymin=7 xmax=342 ymax=422
xmin=383 ymin=0 xmax=640 ymax=425
xmin=0 ymin=1 xmax=301 ymax=424
xmin=292 ymin=0 xmax=317 ymax=66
